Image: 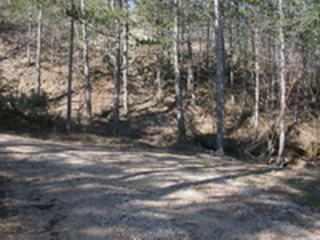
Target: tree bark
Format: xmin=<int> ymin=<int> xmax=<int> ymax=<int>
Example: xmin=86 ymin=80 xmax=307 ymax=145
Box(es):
xmin=270 ymin=39 xmax=277 ymax=109
xmin=214 ymin=0 xmax=225 ymax=152
xmin=156 ymin=52 xmax=163 ymax=99
xmin=27 ymin=12 xmax=32 ymax=65
xmin=35 ymin=5 xmax=42 ymax=96
xmin=228 ymin=22 xmax=235 ymax=104
xmin=186 ymin=26 xmax=195 ymax=105
xmin=112 ymin=0 xmax=122 ymax=133
xmin=173 ymin=0 xmax=186 ymax=144
xmin=122 ymin=0 xmax=129 ymax=116
xmin=156 ymin=2 xmax=164 ymax=100
xmin=110 ymin=0 xmax=115 ymax=9
xmin=253 ymin=26 xmax=260 ymax=136
xmin=277 ymin=0 xmax=286 ymax=167
xmin=206 ymin=19 xmax=211 ymax=71
xmin=81 ymin=0 xmax=92 ymax=120
xmin=266 ymin=35 xmax=274 ymax=109
xmin=66 ymin=0 xmax=75 ymax=131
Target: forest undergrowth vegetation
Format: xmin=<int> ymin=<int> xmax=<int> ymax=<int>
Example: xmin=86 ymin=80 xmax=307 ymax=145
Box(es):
xmin=1 ymin=2 xmax=320 ymax=239
xmin=0 ymin=12 xmax=319 ymax=168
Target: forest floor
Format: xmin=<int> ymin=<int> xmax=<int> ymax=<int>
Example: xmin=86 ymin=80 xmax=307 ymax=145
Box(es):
xmin=1 ymin=134 xmax=320 ymax=240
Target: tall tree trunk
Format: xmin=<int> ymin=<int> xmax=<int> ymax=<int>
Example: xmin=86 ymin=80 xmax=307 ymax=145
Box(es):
xmin=186 ymin=26 xmax=195 ymax=105
xmin=266 ymin=35 xmax=273 ymax=109
xmin=110 ymin=0 xmax=115 ymax=9
xmin=66 ymin=1 xmax=75 ymax=131
xmin=270 ymin=40 xmax=277 ymax=109
xmin=112 ymin=0 xmax=122 ymax=133
xmin=277 ymin=0 xmax=286 ymax=167
xmin=113 ymin=43 xmax=121 ymax=132
xmin=27 ymin=12 xmax=32 ymax=65
xmin=173 ymin=0 xmax=186 ymax=144
xmin=35 ymin=5 xmax=42 ymax=96
xmin=228 ymin=22 xmax=235 ymax=104
xmin=301 ymin=51 xmax=308 ymax=119
xmin=156 ymin=51 xmax=163 ymax=99
xmin=253 ymin=26 xmax=260 ymax=136
xmin=50 ymin=32 xmax=55 ymax=64
xmin=205 ymin=21 xmax=211 ymax=71
xmin=156 ymin=3 xmax=164 ymax=100
xmin=81 ymin=0 xmax=92 ymax=120
xmin=122 ymin=0 xmax=129 ymax=116
xmin=214 ymin=0 xmax=225 ymax=153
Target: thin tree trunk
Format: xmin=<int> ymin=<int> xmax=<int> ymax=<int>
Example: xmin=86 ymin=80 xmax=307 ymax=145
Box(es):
xmin=186 ymin=26 xmax=196 ymax=105
xmin=270 ymin=40 xmax=277 ymax=109
xmin=156 ymin=52 xmax=163 ymax=99
xmin=66 ymin=1 xmax=75 ymax=131
xmin=27 ymin=12 xmax=32 ymax=65
xmin=108 ymin=0 xmax=121 ymax=133
xmin=35 ymin=5 xmax=42 ymax=95
xmin=206 ymin=21 xmax=211 ymax=71
xmin=253 ymin=26 xmax=260 ymax=136
xmin=199 ymin=36 xmax=203 ymax=58
xmin=214 ymin=0 xmax=225 ymax=153
xmin=173 ymin=0 xmax=186 ymax=144
xmin=179 ymin=19 xmax=186 ymax=66
xmin=266 ymin=35 xmax=273 ymax=109
xmin=113 ymin=11 xmax=121 ymax=133
xmin=122 ymin=0 xmax=129 ymax=116
xmin=235 ymin=21 xmax=242 ymax=68
xmin=228 ymin=22 xmax=235 ymax=104
xmin=113 ymin=47 xmax=120 ymax=132
xmin=301 ymin=52 xmax=308 ymax=118
xmin=110 ymin=0 xmax=115 ymax=9
xmin=156 ymin=3 xmax=164 ymax=100
xmin=277 ymin=0 xmax=286 ymax=167
xmin=81 ymin=0 xmax=92 ymax=120
xmin=50 ymin=32 xmax=55 ymax=64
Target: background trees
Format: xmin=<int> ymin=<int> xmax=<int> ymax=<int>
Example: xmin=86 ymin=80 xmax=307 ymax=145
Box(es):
xmin=0 ymin=0 xmax=319 ymax=164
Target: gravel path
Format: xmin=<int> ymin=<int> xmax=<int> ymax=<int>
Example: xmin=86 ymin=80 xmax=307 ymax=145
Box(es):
xmin=0 ymin=134 xmax=319 ymax=239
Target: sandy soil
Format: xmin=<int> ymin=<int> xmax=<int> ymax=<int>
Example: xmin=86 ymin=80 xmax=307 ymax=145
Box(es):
xmin=1 ymin=134 xmax=320 ymax=240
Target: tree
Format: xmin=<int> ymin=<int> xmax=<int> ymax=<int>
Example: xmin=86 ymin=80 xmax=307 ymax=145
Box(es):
xmin=277 ymin=0 xmax=286 ymax=167
xmin=2 ymin=0 xmax=319 ymax=165
xmin=27 ymin=0 xmax=48 ymax=95
xmin=110 ymin=0 xmax=122 ymax=133
xmin=186 ymin=27 xmax=196 ymax=105
xmin=182 ymin=0 xmax=197 ymax=105
xmin=122 ymin=0 xmax=129 ymax=116
xmin=81 ymin=0 xmax=92 ymax=120
xmin=27 ymin=11 xmax=32 ymax=65
xmin=214 ymin=0 xmax=225 ymax=153
xmin=66 ymin=0 xmax=75 ymax=131
xmin=135 ymin=0 xmax=171 ymax=101
xmin=253 ymin=26 xmax=260 ymax=136
xmin=35 ymin=3 xmax=43 ymax=96
xmin=173 ymin=0 xmax=186 ymax=144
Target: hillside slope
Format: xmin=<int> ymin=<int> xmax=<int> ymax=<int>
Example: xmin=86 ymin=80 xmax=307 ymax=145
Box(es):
xmin=0 ymin=21 xmax=319 ymax=165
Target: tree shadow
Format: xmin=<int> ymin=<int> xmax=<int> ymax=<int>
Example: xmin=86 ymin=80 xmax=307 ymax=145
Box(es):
xmin=281 ymin=172 xmax=320 ymax=209
xmin=1 ymin=137 xmax=319 ymax=239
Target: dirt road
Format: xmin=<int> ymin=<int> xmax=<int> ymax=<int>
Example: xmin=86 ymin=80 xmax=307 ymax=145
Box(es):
xmin=0 ymin=134 xmax=319 ymax=239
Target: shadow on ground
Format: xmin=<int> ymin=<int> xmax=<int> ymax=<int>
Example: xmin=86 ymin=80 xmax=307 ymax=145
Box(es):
xmin=0 ymin=135 xmax=319 ymax=239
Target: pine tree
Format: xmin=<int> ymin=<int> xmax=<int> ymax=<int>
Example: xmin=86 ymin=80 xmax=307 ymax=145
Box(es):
xmin=214 ymin=0 xmax=225 ymax=153
xmin=173 ymin=0 xmax=186 ymax=144
xmin=66 ymin=0 xmax=75 ymax=131
xmin=81 ymin=0 xmax=92 ymax=120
